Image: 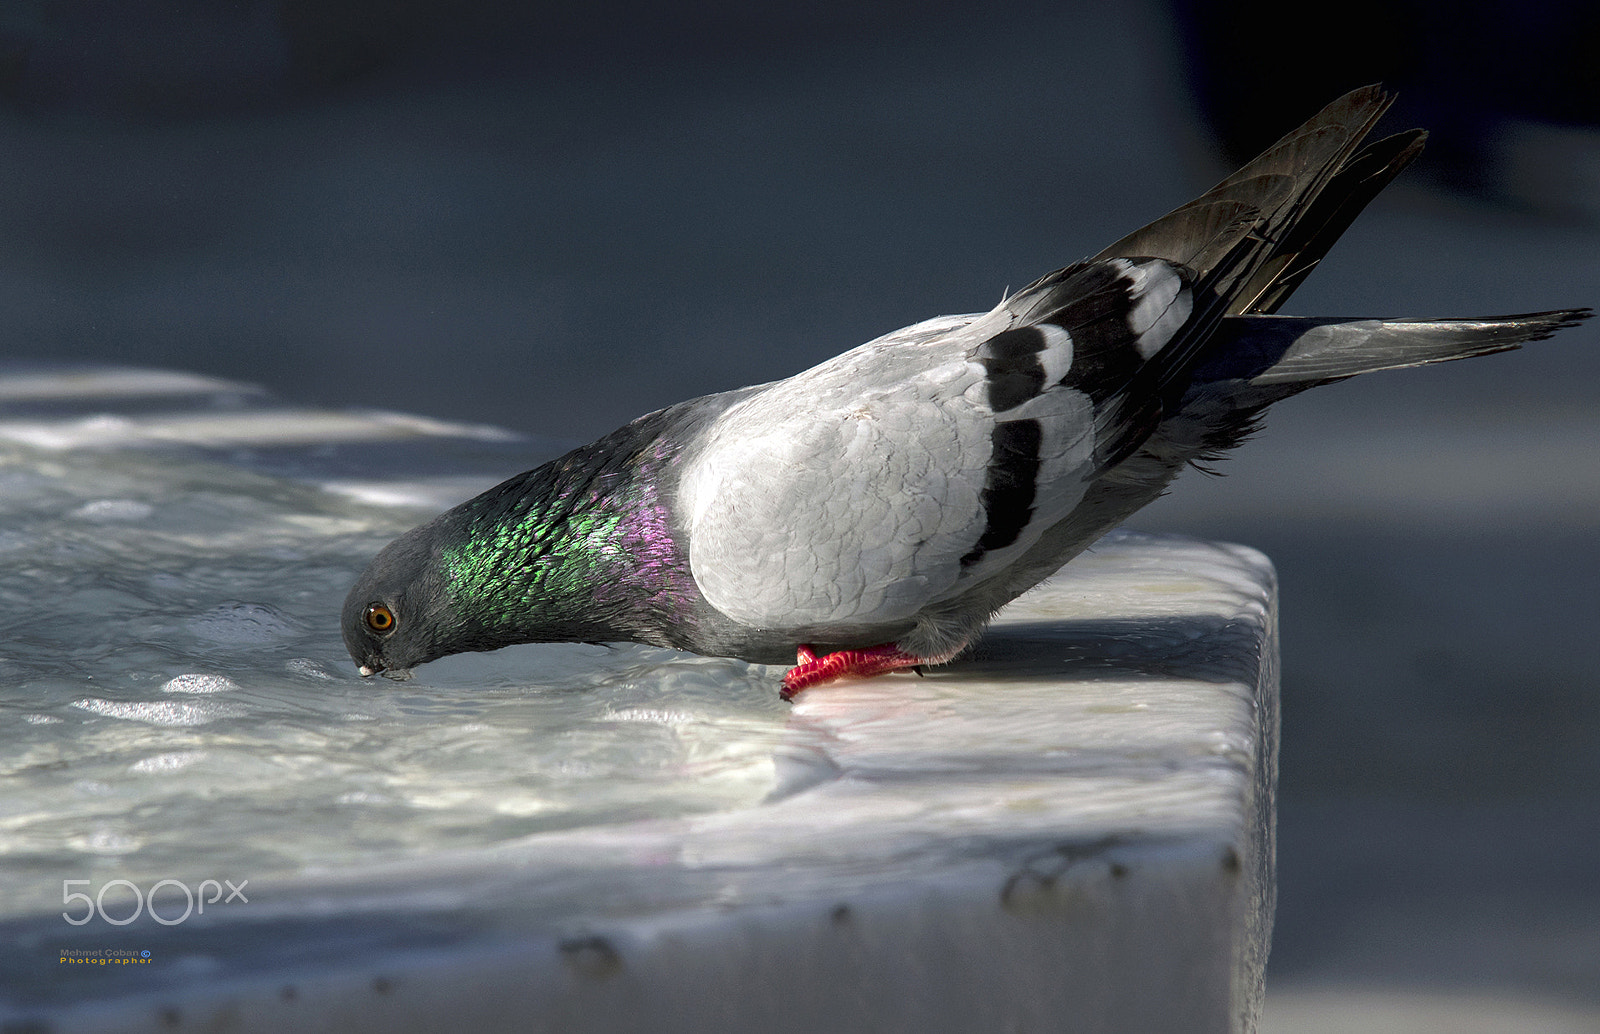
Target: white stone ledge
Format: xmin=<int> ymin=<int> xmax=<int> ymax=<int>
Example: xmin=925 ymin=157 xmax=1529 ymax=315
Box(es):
xmin=0 ymin=367 xmax=1279 ymax=1033
xmin=6 ymin=536 xmax=1277 ymax=1034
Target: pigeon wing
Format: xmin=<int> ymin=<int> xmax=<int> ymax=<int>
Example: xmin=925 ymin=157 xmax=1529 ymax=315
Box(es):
xmin=679 ymin=259 xmax=1197 ymax=631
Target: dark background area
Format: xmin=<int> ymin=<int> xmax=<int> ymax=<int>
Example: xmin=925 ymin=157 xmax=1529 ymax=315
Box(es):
xmin=2 ymin=0 xmax=1597 ymax=1019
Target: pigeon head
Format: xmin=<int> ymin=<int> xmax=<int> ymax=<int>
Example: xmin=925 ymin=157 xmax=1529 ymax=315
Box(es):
xmin=341 ymin=518 xmax=468 ymax=679
xmin=341 ymin=459 xmax=667 ymax=679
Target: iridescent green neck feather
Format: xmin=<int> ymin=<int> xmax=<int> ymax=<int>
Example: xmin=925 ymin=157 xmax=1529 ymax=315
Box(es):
xmin=436 ymin=434 xmax=689 ymax=650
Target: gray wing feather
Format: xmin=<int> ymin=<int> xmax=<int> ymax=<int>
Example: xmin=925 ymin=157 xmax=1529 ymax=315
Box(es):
xmin=681 ymin=314 xmax=1097 ymax=630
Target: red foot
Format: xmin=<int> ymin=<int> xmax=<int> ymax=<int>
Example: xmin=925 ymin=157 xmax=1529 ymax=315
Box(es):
xmin=780 ymin=643 xmax=922 ymax=700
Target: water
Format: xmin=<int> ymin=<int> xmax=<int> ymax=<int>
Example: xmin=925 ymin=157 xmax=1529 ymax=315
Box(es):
xmin=0 ymin=438 xmax=792 ymax=919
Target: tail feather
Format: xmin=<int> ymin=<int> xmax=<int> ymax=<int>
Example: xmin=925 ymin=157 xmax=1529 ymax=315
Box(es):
xmin=1194 ymin=309 xmax=1593 ymax=388
xmin=1009 ymin=86 xmax=1413 ymax=473
xmin=1083 ymin=86 xmax=1407 ymax=448
xmin=1005 ymin=86 xmax=1403 ymax=339
xmin=1236 ymin=129 xmax=1428 ymax=315
xmin=1090 ymin=84 xmax=1396 ymax=298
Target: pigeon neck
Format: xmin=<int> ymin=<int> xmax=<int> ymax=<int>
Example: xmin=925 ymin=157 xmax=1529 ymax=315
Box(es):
xmin=438 ymin=446 xmax=687 ymax=647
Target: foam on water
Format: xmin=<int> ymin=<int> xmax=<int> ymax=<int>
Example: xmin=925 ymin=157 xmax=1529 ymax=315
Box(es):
xmin=0 ymin=440 xmax=791 ymax=917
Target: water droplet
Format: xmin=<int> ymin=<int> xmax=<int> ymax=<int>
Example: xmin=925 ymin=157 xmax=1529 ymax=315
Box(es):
xmin=130 ymin=751 xmax=208 ymax=773
xmin=160 ymin=673 xmax=240 ymax=695
xmin=72 ymin=697 xmax=246 ymax=727
xmin=71 ymin=499 xmax=154 ymax=522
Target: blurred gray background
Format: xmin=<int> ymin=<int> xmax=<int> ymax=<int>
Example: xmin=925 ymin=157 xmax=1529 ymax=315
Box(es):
xmin=2 ymin=0 xmax=1596 ymax=1026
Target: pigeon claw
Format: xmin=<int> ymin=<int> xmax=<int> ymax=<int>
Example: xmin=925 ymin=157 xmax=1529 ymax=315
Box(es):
xmin=780 ymin=643 xmax=923 ymax=700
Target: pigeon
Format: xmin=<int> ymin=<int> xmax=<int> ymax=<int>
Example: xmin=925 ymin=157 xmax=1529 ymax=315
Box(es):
xmin=343 ymin=85 xmax=1589 ymax=699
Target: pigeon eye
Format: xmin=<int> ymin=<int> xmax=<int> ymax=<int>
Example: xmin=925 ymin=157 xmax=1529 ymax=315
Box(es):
xmin=364 ymin=603 xmax=396 ymax=634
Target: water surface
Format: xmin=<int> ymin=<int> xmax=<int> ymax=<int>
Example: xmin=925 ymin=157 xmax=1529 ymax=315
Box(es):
xmin=0 ymin=440 xmax=790 ymax=919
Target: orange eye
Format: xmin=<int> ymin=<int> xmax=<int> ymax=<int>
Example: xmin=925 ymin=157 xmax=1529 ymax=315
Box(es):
xmin=364 ymin=603 xmax=396 ymax=634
